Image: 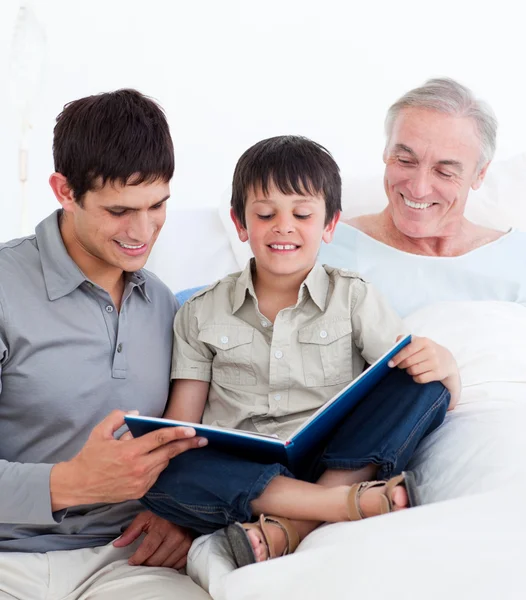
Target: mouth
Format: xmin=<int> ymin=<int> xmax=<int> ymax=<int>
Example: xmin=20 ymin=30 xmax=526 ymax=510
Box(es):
xmin=268 ymin=243 xmax=300 ymax=252
xmin=114 ymin=240 xmax=148 ymax=257
xmin=401 ymin=194 xmax=436 ymax=210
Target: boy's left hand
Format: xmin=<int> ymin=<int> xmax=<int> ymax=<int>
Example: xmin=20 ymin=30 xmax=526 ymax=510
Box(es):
xmin=388 ymin=335 xmax=461 ymax=410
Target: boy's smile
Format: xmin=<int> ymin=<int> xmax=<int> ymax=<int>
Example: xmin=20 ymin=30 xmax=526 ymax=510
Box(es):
xmin=231 ymin=182 xmax=339 ymax=285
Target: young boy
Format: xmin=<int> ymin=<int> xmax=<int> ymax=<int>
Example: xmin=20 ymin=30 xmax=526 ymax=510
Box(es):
xmin=142 ymin=136 xmax=460 ymax=568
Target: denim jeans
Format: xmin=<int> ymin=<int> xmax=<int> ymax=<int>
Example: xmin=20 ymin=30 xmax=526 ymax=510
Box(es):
xmin=141 ymin=369 xmax=450 ymax=534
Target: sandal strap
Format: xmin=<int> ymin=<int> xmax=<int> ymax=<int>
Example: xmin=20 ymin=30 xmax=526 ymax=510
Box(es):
xmin=347 ymin=480 xmax=382 ymax=520
xmin=256 ymin=514 xmax=300 ymax=558
xmin=382 ymin=473 xmax=407 ymax=511
xmin=347 ymin=476 xmax=408 ymax=521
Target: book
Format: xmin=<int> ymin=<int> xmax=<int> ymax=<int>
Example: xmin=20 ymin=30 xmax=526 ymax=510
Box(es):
xmin=125 ymin=334 xmax=411 ymax=468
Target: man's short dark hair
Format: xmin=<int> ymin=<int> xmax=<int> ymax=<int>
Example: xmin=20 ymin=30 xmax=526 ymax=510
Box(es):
xmin=231 ymin=135 xmax=342 ymax=226
xmin=53 ymin=89 xmax=174 ymax=204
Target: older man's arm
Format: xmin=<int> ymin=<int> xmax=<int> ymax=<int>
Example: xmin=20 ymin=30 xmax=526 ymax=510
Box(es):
xmin=114 ymin=511 xmax=193 ymax=569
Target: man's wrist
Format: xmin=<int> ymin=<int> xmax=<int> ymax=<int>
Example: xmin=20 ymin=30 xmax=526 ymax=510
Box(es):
xmin=50 ymin=460 xmax=83 ymax=511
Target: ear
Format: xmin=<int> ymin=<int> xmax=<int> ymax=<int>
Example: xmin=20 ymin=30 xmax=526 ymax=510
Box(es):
xmin=471 ymin=161 xmax=491 ymax=191
xmin=322 ymin=211 xmax=340 ymax=244
xmin=49 ymin=173 xmax=77 ymax=212
xmin=230 ymin=207 xmax=249 ymax=243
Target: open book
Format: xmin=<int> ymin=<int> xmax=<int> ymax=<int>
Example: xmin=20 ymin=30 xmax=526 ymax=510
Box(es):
xmin=125 ymin=334 xmax=411 ymax=468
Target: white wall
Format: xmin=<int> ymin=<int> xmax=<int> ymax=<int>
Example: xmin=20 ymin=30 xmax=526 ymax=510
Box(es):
xmin=1 ymin=0 xmax=526 ymax=247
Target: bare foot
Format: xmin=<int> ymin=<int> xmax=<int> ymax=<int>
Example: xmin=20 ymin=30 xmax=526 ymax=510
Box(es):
xmin=358 ymin=482 xmax=408 ymax=517
xmin=245 ymin=523 xmax=287 ymax=562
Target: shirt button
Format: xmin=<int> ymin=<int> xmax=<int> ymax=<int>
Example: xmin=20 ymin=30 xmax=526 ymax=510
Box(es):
xmin=117 ymin=343 xmax=123 ymax=353
xmin=261 ymin=320 xmax=269 ymax=328
xmin=105 ymin=305 xmax=114 ymax=313
xmin=320 ymin=330 xmax=328 ymax=338
xmin=220 ymin=336 xmax=229 ymax=344
xmin=274 ymin=350 xmax=283 ymax=359
xmin=274 ymin=394 xmax=281 ymax=401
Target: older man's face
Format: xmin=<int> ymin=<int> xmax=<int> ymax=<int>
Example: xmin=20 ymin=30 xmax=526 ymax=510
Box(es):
xmin=383 ymin=107 xmax=488 ymax=239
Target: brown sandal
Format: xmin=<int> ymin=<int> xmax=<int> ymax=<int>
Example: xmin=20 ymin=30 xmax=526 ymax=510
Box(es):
xmin=225 ymin=514 xmax=300 ymax=568
xmin=346 ymin=471 xmax=420 ymax=520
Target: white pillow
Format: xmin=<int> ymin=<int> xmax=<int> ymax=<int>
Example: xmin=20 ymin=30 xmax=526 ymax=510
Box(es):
xmin=404 ymin=301 xmax=526 ymax=503
xmin=469 ymin=152 xmax=526 ymax=231
xmin=217 ymin=187 xmax=253 ymax=269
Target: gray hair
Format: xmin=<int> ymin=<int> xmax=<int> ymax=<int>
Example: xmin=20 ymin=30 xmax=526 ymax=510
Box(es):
xmin=384 ymin=77 xmax=498 ymax=167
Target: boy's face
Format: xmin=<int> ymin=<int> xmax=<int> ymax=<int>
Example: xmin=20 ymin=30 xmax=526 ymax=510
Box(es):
xmin=231 ymin=181 xmax=339 ymax=282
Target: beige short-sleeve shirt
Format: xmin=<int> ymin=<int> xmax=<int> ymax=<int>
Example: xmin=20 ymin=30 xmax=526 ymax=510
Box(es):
xmin=172 ymin=261 xmax=407 ymax=440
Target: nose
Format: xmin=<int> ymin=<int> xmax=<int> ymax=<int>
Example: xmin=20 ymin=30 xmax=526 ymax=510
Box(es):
xmin=407 ymin=167 xmax=433 ymax=199
xmin=128 ymin=211 xmax=155 ymax=242
xmin=272 ymin=213 xmax=295 ymax=235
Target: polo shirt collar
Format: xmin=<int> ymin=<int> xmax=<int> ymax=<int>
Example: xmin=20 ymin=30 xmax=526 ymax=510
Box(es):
xmin=36 ymin=210 xmax=150 ymax=302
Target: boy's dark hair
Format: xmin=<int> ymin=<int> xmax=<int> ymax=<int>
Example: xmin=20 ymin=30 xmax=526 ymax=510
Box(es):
xmin=53 ymin=89 xmax=174 ymax=204
xmin=231 ymin=135 xmax=342 ymax=226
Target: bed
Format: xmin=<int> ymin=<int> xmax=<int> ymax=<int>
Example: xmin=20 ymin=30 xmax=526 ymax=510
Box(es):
xmin=149 ymin=154 xmax=526 ymax=600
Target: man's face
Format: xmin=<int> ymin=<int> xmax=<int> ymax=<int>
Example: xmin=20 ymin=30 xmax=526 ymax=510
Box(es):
xmin=383 ymin=107 xmax=489 ymax=238
xmin=231 ymin=182 xmax=339 ymax=281
xmin=65 ymin=179 xmax=169 ymax=273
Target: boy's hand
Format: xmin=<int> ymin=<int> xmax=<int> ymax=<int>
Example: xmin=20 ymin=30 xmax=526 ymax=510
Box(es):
xmin=388 ymin=335 xmax=461 ymax=410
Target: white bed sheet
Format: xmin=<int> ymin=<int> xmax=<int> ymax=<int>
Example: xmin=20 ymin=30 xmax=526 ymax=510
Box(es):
xmin=186 ymin=301 xmax=526 ymax=600
xmin=189 ymin=484 xmax=525 ymax=600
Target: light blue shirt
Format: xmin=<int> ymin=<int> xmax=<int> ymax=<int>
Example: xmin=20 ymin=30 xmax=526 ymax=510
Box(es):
xmin=318 ymin=223 xmax=526 ymax=318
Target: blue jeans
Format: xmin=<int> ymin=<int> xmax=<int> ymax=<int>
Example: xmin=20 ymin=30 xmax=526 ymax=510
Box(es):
xmin=141 ymin=369 xmax=449 ymax=534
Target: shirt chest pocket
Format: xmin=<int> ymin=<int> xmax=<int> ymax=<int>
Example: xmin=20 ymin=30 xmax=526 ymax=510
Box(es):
xmin=298 ymin=320 xmax=353 ymax=387
xmin=198 ymin=325 xmax=257 ymax=386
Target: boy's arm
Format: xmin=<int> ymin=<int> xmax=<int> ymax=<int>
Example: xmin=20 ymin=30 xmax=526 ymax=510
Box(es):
xmin=167 ymin=294 xmax=214 ymax=422
xmin=164 ymin=379 xmax=210 ymax=423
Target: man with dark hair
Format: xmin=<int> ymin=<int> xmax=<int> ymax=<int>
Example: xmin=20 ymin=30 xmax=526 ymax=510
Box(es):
xmin=0 ymin=90 xmax=209 ymax=599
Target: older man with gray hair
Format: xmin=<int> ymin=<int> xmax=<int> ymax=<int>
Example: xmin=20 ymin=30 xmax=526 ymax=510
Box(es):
xmin=319 ymin=77 xmax=526 ymax=316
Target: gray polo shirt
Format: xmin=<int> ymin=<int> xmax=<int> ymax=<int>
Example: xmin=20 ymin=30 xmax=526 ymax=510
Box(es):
xmin=0 ymin=210 xmax=177 ymax=553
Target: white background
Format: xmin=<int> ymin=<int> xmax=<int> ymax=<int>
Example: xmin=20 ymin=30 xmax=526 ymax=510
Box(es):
xmin=1 ymin=0 xmax=525 ymax=247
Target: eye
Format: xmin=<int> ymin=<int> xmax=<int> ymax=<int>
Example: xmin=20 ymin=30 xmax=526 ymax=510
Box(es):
xmin=397 ymin=157 xmax=414 ymax=166
xmin=150 ymin=201 xmax=166 ymax=210
xmin=107 ymin=209 xmax=128 ymax=217
xmin=257 ymin=214 xmax=273 ymax=220
xmin=294 ymin=214 xmax=311 ymax=220
xmin=437 ymin=170 xmax=453 ymax=179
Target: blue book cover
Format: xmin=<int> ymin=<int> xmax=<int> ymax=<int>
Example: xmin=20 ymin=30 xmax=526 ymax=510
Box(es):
xmin=125 ymin=334 xmax=411 ymax=468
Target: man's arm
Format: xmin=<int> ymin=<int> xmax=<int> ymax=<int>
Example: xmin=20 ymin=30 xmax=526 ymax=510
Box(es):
xmin=0 ymin=334 xmax=58 ymax=524
xmin=0 ymin=458 xmax=61 ymax=525
xmin=49 ymin=410 xmax=207 ymax=512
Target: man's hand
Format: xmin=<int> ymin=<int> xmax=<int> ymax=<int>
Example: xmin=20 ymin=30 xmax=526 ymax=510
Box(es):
xmin=50 ymin=410 xmax=207 ymax=511
xmin=114 ymin=511 xmax=192 ymax=569
xmin=388 ymin=335 xmax=461 ymax=410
